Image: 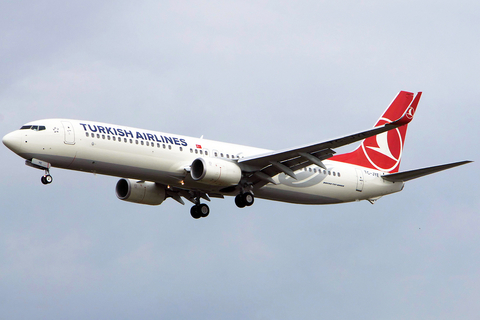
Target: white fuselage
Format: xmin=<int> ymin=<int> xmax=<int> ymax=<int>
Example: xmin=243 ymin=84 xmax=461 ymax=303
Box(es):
xmin=3 ymin=119 xmax=404 ymax=205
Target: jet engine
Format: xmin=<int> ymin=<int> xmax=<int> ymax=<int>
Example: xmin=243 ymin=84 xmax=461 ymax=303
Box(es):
xmin=115 ymin=178 xmax=166 ymax=205
xmin=190 ymin=157 xmax=242 ymax=186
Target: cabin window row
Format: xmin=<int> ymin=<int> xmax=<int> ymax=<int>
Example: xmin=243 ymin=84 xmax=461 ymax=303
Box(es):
xmin=84 ymin=133 xmax=341 ymax=177
xmin=85 ymin=133 xmax=340 ymax=176
xmin=85 ymin=132 xmax=247 ymax=160
xmin=191 ymin=148 xmax=239 ymax=159
xmin=303 ymin=167 xmax=341 ymax=177
xmin=86 ymin=132 xmax=174 ymax=150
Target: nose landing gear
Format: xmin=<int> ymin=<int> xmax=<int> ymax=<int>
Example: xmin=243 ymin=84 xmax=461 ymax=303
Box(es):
xmin=41 ymin=173 xmax=53 ymax=185
xmin=25 ymin=159 xmax=53 ymax=185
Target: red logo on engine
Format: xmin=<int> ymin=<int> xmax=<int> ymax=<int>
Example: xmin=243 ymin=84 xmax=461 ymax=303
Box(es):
xmin=361 ymin=118 xmax=403 ymax=172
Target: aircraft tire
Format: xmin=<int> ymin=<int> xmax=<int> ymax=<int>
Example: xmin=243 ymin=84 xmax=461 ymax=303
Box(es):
xmin=45 ymin=175 xmax=53 ymax=184
xmin=235 ymin=194 xmax=246 ymax=208
xmin=199 ymin=204 xmax=210 ymax=217
xmin=190 ymin=205 xmax=202 ymax=219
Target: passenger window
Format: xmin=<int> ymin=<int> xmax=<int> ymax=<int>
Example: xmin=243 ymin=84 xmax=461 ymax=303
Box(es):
xmin=333 ymin=172 xmax=336 ymax=176
xmin=195 ymin=149 xmax=198 ymax=154
xmin=214 ymin=152 xmax=218 ymax=157
xmin=163 ymin=144 xmax=166 ymax=149
xmin=180 ymin=147 xmax=183 ymax=151
xmin=145 ymin=141 xmax=149 ymax=146
xmin=102 ymin=135 xmax=105 ymax=139
xmin=338 ymin=172 xmax=341 ymax=177
xmin=199 ymin=150 xmax=203 ymax=155
xmin=168 ymin=145 xmax=171 ymax=150
xmin=86 ymin=132 xmax=89 ymax=137
xmin=328 ymin=171 xmax=331 ymax=175
xmin=97 ymin=134 xmax=100 ymax=138
xmin=112 ymin=136 xmax=116 ymax=141
xmin=220 ymin=153 xmax=224 ymax=157
xmin=205 ymin=151 xmax=209 ymax=156
xmin=107 ymin=136 xmax=111 ymax=140
xmin=190 ymin=148 xmax=193 ymax=153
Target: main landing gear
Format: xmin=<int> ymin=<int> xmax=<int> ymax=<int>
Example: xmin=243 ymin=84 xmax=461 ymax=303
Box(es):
xmin=235 ymin=192 xmax=254 ymax=208
xmin=190 ymin=202 xmax=210 ymax=219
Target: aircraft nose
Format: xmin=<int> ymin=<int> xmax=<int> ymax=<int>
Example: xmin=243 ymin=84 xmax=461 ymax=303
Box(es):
xmin=2 ymin=131 xmax=20 ymax=152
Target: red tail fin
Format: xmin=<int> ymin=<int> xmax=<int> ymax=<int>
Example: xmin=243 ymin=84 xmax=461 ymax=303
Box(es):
xmin=331 ymin=91 xmax=422 ymax=173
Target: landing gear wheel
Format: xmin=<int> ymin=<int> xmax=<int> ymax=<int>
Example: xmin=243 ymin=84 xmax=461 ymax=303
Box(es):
xmin=235 ymin=192 xmax=254 ymax=208
xmin=199 ymin=204 xmax=210 ymax=217
xmin=243 ymin=192 xmax=254 ymax=206
xmin=190 ymin=204 xmax=210 ymax=219
xmin=41 ymin=174 xmax=53 ymax=185
xmin=190 ymin=205 xmax=201 ymax=219
xmin=235 ymin=194 xmax=246 ymax=208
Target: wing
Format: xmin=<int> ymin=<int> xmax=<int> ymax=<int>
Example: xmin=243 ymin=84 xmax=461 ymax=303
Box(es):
xmin=237 ymin=92 xmax=419 ymax=189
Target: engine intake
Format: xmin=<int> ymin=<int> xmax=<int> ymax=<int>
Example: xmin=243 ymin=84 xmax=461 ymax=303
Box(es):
xmin=190 ymin=158 xmax=242 ymax=186
xmin=116 ymin=178 xmax=166 ymax=205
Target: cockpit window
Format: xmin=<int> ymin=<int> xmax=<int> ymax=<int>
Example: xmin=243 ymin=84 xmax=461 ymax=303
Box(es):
xmin=20 ymin=125 xmax=46 ymax=131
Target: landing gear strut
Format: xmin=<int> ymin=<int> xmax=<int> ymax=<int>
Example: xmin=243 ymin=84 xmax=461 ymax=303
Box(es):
xmin=235 ymin=192 xmax=254 ymax=208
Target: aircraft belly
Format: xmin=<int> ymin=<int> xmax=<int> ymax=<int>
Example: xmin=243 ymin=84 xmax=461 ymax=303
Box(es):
xmin=255 ymin=186 xmax=342 ymax=204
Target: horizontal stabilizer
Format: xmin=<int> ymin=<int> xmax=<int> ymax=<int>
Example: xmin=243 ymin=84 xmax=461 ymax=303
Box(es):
xmin=382 ymin=161 xmax=472 ymax=182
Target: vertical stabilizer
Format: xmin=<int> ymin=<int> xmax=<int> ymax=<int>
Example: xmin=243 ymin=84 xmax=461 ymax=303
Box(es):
xmin=331 ymin=91 xmax=422 ymax=173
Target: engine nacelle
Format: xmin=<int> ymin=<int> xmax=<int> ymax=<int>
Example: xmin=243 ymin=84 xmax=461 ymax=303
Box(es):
xmin=115 ymin=178 xmax=166 ymax=205
xmin=190 ymin=157 xmax=242 ymax=186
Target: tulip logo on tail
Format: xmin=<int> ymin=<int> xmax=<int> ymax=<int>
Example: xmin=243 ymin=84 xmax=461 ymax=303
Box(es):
xmin=361 ymin=118 xmax=404 ymax=172
xmin=406 ymin=106 xmax=415 ymax=119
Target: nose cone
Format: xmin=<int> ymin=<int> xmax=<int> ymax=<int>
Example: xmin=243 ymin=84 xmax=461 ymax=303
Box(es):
xmin=3 ymin=131 xmax=21 ymax=153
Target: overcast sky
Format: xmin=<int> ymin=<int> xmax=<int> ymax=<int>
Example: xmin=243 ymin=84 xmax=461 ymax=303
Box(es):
xmin=1 ymin=1 xmax=479 ymax=319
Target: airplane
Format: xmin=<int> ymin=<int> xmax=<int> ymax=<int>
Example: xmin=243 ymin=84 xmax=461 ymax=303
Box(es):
xmin=2 ymin=91 xmax=472 ymax=219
